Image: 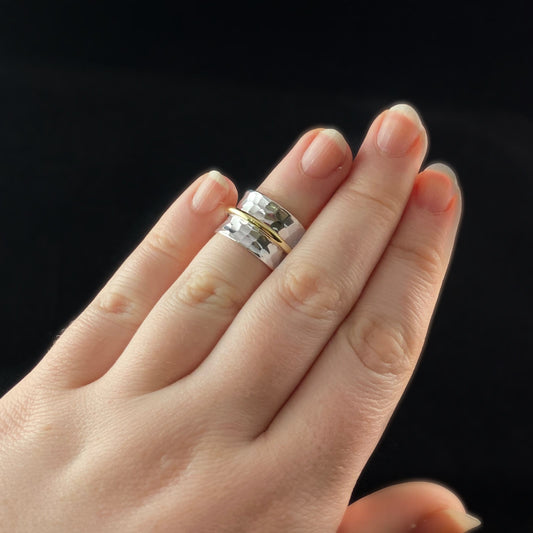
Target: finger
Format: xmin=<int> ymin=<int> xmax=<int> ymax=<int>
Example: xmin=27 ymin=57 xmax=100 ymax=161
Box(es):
xmin=103 ymin=128 xmax=353 ymax=393
xmin=337 ymin=481 xmax=481 ymax=533
xmin=200 ymin=103 xmax=428 ymax=435
xmin=268 ymin=164 xmax=462 ymax=501
xmin=36 ymin=170 xmax=237 ymax=388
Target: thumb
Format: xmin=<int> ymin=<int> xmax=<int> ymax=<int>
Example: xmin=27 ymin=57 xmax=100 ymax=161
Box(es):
xmin=336 ymin=481 xmax=481 ymax=533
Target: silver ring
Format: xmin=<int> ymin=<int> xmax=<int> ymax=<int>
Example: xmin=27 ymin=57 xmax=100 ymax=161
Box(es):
xmin=216 ymin=190 xmax=305 ymax=270
xmin=238 ymin=190 xmax=305 ymax=249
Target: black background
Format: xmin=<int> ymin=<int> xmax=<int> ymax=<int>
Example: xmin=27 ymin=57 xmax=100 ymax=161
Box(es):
xmin=0 ymin=2 xmax=531 ymax=531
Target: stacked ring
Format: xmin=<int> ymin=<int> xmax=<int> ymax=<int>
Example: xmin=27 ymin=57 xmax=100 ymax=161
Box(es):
xmin=216 ymin=190 xmax=306 ymax=269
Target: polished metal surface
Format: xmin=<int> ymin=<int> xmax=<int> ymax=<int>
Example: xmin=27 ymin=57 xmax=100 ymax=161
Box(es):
xmin=216 ymin=189 xmax=306 ymax=270
xmin=238 ymin=190 xmax=305 ymax=249
xmin=226 ymin=206 xmax=292 ymax=254
xmin=216 ymin=212 xmax=286 ymax=269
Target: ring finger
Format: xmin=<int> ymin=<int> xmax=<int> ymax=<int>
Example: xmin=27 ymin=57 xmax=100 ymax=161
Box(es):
xmin=103 ymin=127 xmax=353 ymax=393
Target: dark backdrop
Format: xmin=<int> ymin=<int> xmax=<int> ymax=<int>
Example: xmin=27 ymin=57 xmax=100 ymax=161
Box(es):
xmin=1 ymin=2 xmax=531 ymax=531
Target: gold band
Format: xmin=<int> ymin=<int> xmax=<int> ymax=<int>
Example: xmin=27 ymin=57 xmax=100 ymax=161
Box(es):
xmin=226 ymin=207 xmax=292 ymax=254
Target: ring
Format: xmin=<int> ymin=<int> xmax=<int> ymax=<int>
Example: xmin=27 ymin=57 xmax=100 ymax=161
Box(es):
xmin=226 ymin=207 xmax=292 ymax=254
xmin=238 ymin=190 xmax=305 ymax=249
xmin=216 ymin=190 xmax=305 ymax=269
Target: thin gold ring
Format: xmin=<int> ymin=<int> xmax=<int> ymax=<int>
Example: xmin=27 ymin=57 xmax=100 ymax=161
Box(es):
xmin=226 ymin=207 xmax=292 ymax=254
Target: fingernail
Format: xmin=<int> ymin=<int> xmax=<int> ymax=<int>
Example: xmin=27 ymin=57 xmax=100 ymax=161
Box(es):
xmin=416 ymin=508 xmax=482 ymax=532
xmin=376 ymin=103 xmax=424 ymax=157
xmin=301 ymin=128 xmax=348 ymax=178
xmin=192 ymin=170 xmax=228 ymax=214
xmin=415 ymin=163 xmax=458 ymax=214
xmin=443 ymin=509 xmax=482 ymax=531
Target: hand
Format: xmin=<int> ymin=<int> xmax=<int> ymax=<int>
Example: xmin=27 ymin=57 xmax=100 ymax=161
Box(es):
xmin=0 ymin=103 xmax=480 ymax=532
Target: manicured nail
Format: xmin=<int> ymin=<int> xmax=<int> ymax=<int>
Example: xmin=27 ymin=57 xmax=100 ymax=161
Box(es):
xmin=301 ymin=128 xmax=348 ymax=178
xmin=415 ymin=163 xmax=458 ymax=213
xmin=416 ymin=508 xmax=482 ymax=532
xmin=192 ymin=170 xmax=228 ymax=214
xmin=376 ymin=103 xmax=424 ymax=157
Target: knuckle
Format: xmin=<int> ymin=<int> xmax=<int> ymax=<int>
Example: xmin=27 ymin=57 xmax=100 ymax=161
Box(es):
xmin=174 ymin=268 xmax=243 ymax=313
xmin=144 ymin=226 xmax=182 ymax=265
xmin=277 ymin=265 xmax=342 ymax=322
xmin=342 ymin=182 xmax=400 ymax=225
xmin=94 ymin=285 xmax=141 ymax=331
xmin=344 ymin=313 xmax=413 ymax=378
xmin=389 ymin=239 xmax=443 ymax=280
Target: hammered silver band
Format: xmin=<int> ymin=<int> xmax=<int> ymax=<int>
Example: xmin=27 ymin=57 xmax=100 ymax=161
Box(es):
xmin=216 ymin=190 xmax=305 ymax=269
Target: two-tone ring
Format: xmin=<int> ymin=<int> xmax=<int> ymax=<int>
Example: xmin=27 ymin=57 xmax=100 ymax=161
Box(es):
xmin=216 ymin=190 xmax=305 ymax=269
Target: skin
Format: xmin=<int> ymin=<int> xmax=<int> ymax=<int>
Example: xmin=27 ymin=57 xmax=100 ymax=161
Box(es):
xmin=0 ymin=103 xmax=480 ymax=532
